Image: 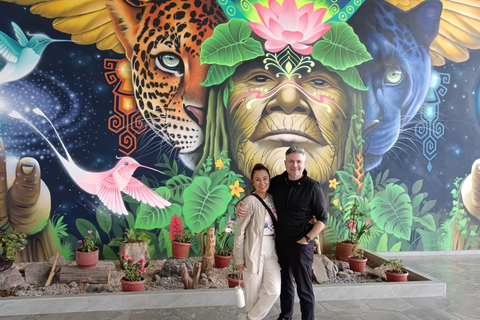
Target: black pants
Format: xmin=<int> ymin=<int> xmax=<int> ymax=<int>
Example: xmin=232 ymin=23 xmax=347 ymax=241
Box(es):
xmin=276 ymin=241 xmax=315 ymax=320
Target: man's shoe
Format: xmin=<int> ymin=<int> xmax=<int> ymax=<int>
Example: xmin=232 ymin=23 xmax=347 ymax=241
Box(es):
xmin=238 ymin=313 xmax=248 ymax=320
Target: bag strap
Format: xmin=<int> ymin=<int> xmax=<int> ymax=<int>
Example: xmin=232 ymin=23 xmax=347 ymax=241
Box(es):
xmin=251 ymin=193 xmax=277 ymax=228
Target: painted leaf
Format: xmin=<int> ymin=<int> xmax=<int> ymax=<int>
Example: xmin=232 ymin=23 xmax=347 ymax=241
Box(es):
xmin=413 ymin=214 xmax=436 ymax=232
xmin=209 ymin=168 xmax=229 ymax=187
xmin=389 ymin=241 xmax=402 ymax=252
xmin=183 ymin=176 xmax=232 ymax=233
xmin=376 ymin=233 xmax=388 ymax=252
xmin=200 ymin=63 xmax=241 ymax=87
xmin=412 ymin=180 xmax=424 ymax=195
xmin=417 ymin=229 xmax=444 ymax=250
xmin=360 ymin=173 xmax=374 ymax=201
xmin=312 ymin=21 xmax=372 ymax=71
xmin=135 ymin=203 xmax=181 ymax=230
xmin=76 ymin=218 xmax=98 ymax=239
xmin=370 ymin=184 xmax=413 ymax=240
xmin=102 ymin=244 xmax=117 ymax=260
xmin=327 ymin=66 xmax=368 ymax=91
xmin=166 ymin=174 xmax=193 ymax=203
xmin=200 ymin=19 xmax=264 ymax=66
xmin=336 ymin=171 xmax=356 ymax=194
xmin=162 ymin=228 xmax=172 ymax=258
xmin=412 ymin=193 xmax=425 ymax=208
xmin=125 ymin=212 xmax=135 ymax=231
xmin=96 ymin=205 xmax=112 ymax=234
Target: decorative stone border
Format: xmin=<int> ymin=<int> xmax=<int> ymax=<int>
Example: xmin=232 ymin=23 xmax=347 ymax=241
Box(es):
xmin=0 ymin=251 xmax=446 ymax=316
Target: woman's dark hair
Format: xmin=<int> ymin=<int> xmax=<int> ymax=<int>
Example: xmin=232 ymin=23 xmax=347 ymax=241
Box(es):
xmin=250 ymin=163 xmax=270 ymax=180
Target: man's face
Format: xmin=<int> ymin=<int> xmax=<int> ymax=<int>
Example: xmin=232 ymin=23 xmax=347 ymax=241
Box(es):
xmin=285 ymin=152 xmax=306 ymax=181
xmin=226 ymin=58 xmax=350 ymax=184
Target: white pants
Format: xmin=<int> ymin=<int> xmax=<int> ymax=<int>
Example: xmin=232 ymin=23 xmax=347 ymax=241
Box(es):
xmin=244 ymin=236 xmax=281 ymax=320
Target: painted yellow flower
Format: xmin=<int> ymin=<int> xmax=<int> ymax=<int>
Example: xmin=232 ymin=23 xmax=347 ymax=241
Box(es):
xmin=332 ymin=199 xmax=339 ymax=207
xmin=229 ymin=180 xmax=244 ymax=198
xmin=215 ymin=159 xmax=224 ymax=168
xmin=329 ymin=178 xmax=340 ymax=189
xmin=340 ymin=206 xmax=343 ymax=211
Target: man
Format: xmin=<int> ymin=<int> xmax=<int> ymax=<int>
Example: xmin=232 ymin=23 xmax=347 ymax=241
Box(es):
xmin=237 ymin=146 xmax=327 ymax=320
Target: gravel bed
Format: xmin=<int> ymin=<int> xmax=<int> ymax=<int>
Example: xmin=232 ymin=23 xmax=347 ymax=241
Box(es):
xmin=4 ymin=254 xmax=382 ymax=297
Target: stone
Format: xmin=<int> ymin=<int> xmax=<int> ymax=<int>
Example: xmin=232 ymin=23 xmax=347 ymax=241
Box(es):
xmin=337 ymin=271 xmax=350 ymax=279
xmin=48 ymin=255 xmax=66 ymax=268
xmin=0 ymin=267 xmax=24 ymax=289
xmin=200 ymin=273 xmax=207 ymax=279
xmin=157 ymin=257 xmax=193 ymax=277
xmin=17 ymin=282 xmax=29 ymax=290
xmin=372 ymin=265 xmax=390 ymax=279
xmin=199 ymin=278 xmax=209 ymax=286
xmin=86 ymin=284 xmax=98 ymax=292
xmin=153 ymin=274 xmax=161 ymax=282
xmin=69 ymin=281 xmax=78 ymax=288
xmin=344 ymin=269 xmax=354 ymax=275
xmin=312 ymin=255 xmax=329 ymax=283
xmin=25 ymin=262 xmax=50 ymax=284
xmin=320 ymin=255 xmax=339 ymax=278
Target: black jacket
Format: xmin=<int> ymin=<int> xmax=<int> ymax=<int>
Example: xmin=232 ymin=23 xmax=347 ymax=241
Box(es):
xmin=269 ymin=170 xmax=327 ymax=245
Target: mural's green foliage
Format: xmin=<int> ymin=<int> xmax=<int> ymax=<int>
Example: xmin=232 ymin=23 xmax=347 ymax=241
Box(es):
xmin=183 ymin=176 xmax=232 ymax=233
xmin=336 ymin=171 xmax=357 ymax=194
xmin=200 ymin=19 xmax=264 ymax=67
xmin=413 ymin=214 xmax=436 ymax=232
xmin=102 ymin=244 xmax=117 ymax=260
xmin=162 ymin=228 xmax=172 ymax=258
xmin=135 ymin=187 xmax=181 ymax=230
xmin=312 ymin=22 xmax=372 ymax=71
xmin=416 ymin=229 xmax=445 ymax=251
xmin=200 ymin=63 xmax=242 ymax=87
xmin=76 ymin=218 xmax=99 ymax=239
xmin=326 ymin=66 xmax=368 ymax=91
xmin=166 ymin=174 xmax=193 ymax=203
xmin=51 ymin=214 xmax=68 ymax=238
xmin=370 ymin=184 xmax=413 ymax=240
xmin=96 ymin=205 xmax=112 ymax=234
xmin=374 ymin=170 xmax=399 ymax=191
xmin=376 ymin=233 xmax=401 ymax=252
xmin=324 ymin=211 xmax=348 ymax=244
xmin=360 ymin=173 xmax=374 ymax=201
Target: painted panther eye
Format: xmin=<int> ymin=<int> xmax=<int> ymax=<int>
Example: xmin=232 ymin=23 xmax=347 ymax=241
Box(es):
xmin=385 ymin=69 xmax=402 ymax=84
xmin=155 ymin=53 xmax=184 ymax=77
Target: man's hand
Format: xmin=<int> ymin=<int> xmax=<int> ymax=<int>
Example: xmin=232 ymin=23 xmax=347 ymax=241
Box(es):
xmin=236 ymin=200 xmax=247 ymax=218
xmin=461 ymin=159 xmax=480 ymax=217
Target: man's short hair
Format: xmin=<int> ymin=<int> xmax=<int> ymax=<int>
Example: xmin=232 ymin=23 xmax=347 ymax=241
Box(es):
xmin=285 ymin=146 xmax=306 ymax=159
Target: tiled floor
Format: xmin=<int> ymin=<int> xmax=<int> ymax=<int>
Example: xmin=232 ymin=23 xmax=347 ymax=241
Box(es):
xmin=1 ymin=253 xmax=479 ymax=320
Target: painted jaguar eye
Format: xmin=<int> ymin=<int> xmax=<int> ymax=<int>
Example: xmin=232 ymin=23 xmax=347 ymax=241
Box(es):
xmin=155 ymin=53 xmax=184 ymax=77
xmin=385 ymin=69 xmax=402 ymax=84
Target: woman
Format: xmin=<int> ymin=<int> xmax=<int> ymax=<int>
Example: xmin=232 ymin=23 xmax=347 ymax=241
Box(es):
xmin=233 ymin=163 xmax=281 ymax=320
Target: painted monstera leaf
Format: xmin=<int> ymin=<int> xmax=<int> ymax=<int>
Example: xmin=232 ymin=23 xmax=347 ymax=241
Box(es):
xmin=135 ymin=187 xmax=181 ymax=230
xmin=183 ymin=176 xmax=232 ymax=233
xmin=370 ymin=183 xmax=413 ymax=240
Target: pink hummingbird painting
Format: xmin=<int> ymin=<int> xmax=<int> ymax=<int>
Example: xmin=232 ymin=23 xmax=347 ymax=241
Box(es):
xmin=9 ymin=108 xmax=171 ymax=215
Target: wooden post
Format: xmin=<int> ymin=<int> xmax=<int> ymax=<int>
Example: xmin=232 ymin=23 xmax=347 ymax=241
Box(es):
xmin=180 ymin=261 xmax=202 ymax=289
xmin=201 ymin=227 xmax=215 ymax=276
xmin=44 ymin=252 xmax=59 ymax=287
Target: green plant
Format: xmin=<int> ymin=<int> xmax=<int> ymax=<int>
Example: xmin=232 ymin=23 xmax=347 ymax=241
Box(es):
xmin=383 ymin=258 xmax=405 ymax=274
xmin=109 ymin=228 xmax=151 ymax=246
xmin=351 ymin=246 xmax=365 ymax=259
xmin=228 ymin=265 xmax=243 ymax=280
xmin=215 ymin=216 xmax=236 ymax=256
xmin=0 ymin=230 xmax=28 ymax=262
xmin=122 ymin=252 xmax=147 ymax=281
xmin=347 ymin=200 xmax=372 ymax=246
xmin=78 ymin=230 xmax=99 ymax=252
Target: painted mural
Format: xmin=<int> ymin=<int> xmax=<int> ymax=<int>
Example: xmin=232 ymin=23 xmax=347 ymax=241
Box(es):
xmin=0 ymin=0 xmax=479 ymax=263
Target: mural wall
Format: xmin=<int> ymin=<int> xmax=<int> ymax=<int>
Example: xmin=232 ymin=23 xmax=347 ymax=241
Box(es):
xmin=1 ymin=0 xmax=479 ymax=262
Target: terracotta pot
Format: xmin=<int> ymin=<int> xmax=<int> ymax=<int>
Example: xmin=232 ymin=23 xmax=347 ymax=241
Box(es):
xmin=214 ymin=253 xmax=232 ymax=268
xmin=119 ymin=241 xmax=150 ymax=269
xmin=120 ymin=277 xmax=146 ymax=292
xmin=348 ymin=256 xmax=367 ymax=272
xmin=385 ymin=270 xmax=409 ymax=282
xmin=227 ymin=274 xmax=244 ymax=288
xmin=76 ymin=247 xmax=99 ymax=269
xmin=171 ymin=241 xmax=192 ymax=259
xmin=336 ymin=241 xmax=356 ymax=261
xmin=0 ymin=260 xmax=14 ymax=273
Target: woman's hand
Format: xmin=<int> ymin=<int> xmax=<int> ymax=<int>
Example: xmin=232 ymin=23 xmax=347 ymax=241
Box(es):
xmin=236 ymin=264 xmax=245 ymax=272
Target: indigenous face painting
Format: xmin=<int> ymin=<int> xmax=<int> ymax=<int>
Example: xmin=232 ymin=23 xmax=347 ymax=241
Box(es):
xmin=200 ymin=0 xmax=370 ymax=184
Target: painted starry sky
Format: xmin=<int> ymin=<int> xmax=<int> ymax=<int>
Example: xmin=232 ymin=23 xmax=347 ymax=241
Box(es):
xmin=1 ymin=1 xmax=480 ymax=242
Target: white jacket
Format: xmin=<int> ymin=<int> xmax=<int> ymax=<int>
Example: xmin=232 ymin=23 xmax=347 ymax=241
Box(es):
xmin=233 ymin=193 xmax=277 ymax=274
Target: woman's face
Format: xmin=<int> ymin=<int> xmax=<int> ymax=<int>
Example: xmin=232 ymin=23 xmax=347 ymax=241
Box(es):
xmin=251 ymin=169 xmax=270 ymax=194
xmin=227 ymin=58 xmax=350 ymax=184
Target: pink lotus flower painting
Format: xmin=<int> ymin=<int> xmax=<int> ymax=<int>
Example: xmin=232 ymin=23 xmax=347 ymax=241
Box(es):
xmin=248 ymin=0 xmax=331 ymax=55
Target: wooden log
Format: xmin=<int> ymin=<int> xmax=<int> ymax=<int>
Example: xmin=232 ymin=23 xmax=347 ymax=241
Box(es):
xmin=180 ymin=261 xmax=202 ymax=289
xmin=201 ymin=227 xmax=215 ymax=276
xmin=59 ymin=261 xmax=115 ymax=284
xmin=44 ymin=252 xmax=59 ymax=287
xmin=314 ymin=237 xmax=321 ymax=255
